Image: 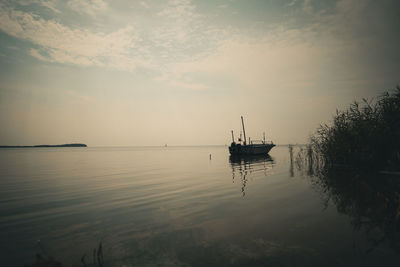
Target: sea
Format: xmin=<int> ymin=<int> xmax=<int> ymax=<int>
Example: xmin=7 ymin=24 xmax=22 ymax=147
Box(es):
xmin=0 ymin=145 xmax=398 ymax=266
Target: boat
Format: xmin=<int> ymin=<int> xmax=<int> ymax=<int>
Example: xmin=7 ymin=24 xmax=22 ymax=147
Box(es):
xmin=229 ymin=116 xmax=275 ymax=156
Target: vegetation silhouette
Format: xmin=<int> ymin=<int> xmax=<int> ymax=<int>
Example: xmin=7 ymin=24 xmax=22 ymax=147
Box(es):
xmin=311 ymin=86 xmax=400 ymax=171
xmin=295 ymin=87 xmax=400 ymax=253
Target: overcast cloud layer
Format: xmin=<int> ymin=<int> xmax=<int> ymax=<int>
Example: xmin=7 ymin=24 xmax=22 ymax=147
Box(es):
xmin=0 ymin=0 xmax=399 ymax=146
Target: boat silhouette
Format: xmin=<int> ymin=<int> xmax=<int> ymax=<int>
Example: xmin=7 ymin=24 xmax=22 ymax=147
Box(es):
xmin=229 ymin=116 xmax=275 ymax=156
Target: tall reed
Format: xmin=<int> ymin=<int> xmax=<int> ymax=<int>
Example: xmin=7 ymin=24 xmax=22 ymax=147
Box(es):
xmin=311 ymin=86 xmax=400 ymax=171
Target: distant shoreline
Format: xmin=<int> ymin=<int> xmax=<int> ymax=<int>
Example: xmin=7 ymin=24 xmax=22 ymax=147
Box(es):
xmin=0 ymin=143 xmax=87 ymax=148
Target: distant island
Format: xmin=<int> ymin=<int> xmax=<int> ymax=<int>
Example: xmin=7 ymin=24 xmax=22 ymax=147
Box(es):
xmin=0 ymin=143 xmax=87 ymax=148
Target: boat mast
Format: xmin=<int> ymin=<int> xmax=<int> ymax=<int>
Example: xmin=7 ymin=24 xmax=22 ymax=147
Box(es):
xmin=231 ymin=130 xmax=235 ymax=143
xmin=241 ymin=116 xmax=247 ymax=145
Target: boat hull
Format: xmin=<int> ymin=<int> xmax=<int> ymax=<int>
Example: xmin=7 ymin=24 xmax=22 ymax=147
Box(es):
xmin=229 ymin=143 xmax=275 ymax=156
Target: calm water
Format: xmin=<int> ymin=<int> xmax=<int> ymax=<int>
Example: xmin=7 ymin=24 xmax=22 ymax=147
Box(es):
xmin=0 ymin=146 xmax=398 ymax=266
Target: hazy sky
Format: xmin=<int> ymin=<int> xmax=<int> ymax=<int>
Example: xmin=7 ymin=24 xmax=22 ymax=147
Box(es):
xmin=0 ymin=0 xmax=399 ymax=146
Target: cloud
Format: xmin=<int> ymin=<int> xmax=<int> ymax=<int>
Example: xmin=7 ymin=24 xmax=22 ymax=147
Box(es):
xmin=0 ymin=3 xmax=144 ymax=70
xmin=155 ymin=0 xmax=400 ymax=93
xmin=29 ymin=48 xmax=48 ymax=61
xmin=1 ymin=0 xmax=398 ymax=93
xmin=148 ymin=0 xmax=225 ymax=66
xmin=161 ymin=37 xmax=334 ymax=92
xmin=0 ymin=0 xmax=220 ymax=76
xmin=154 ymin=0 xmax=203 ymax=47
xmin=286 ymin=0 xmax=297 ymax=7
xmin=67 ymin=0 xmax=108 ymax=17
xmin=65 ymin=89 xmax=96 ymax=103
xmin=301 ymin=0 xmax=312 ymax=13
xmin=157 ymin=0 xmax=199 ymax=20
xmin=17 ymin=0 xmax=61 ymax=14
xmin=37 ymin=0 xmax=61 ymax=13
xmin=139 ymin=1 xmax=150 ymax=9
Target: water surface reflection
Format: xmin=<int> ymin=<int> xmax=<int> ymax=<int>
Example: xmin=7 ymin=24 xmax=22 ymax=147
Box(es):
xmin=1 ymin=146 xmax=399 ymax=266
xmin=229 ymin=155 xmax=275 ymax=197
xmin=295 ymin=146 xmax=400 ymax=254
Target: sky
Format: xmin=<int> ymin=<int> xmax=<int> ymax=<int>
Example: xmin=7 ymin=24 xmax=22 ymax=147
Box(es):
xmin=0 ymin=0 xmax=399 ymax=146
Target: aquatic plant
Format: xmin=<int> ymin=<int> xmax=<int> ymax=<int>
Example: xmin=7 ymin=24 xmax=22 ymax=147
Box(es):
xmin=311 ymin=86 xmax=400 ymax=171
xmin=292 ymin=87 xmax=400 ymax=251
xmin=24 ymin=242 xmax=104 ymax=267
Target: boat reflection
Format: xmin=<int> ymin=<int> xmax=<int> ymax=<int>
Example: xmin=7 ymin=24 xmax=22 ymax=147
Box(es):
xmin=229 ymin=154 xmax=275 ymax=197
